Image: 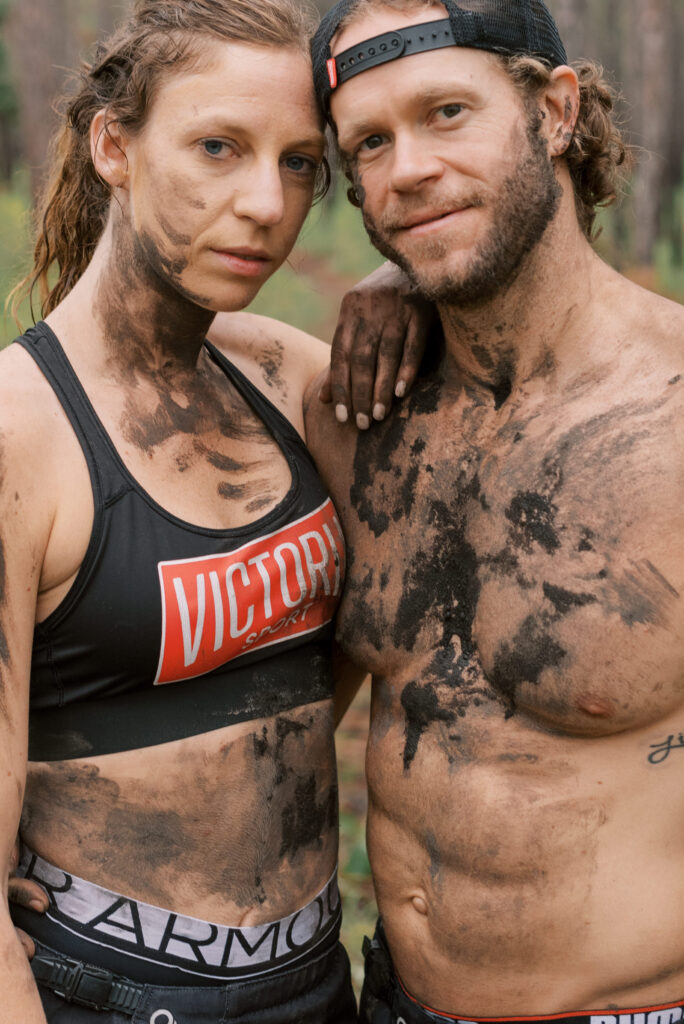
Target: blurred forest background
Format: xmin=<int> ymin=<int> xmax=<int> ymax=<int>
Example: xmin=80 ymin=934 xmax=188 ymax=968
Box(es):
xmin=0 ymin=0 xmax=683 ymax=992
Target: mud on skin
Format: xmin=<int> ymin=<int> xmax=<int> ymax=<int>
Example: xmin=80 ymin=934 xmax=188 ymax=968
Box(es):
xmin=349 ymin=361 xmax=442 ymax=540
xmin=339 ymin=368 xmax=682 ymax=771
xmin=344 ymin=362 xmax=506 ymax=769
xmin=94 ymin=213 xmax=282 ymax=495
xmin=258 ymin=340 xmax=287 ymax=394
xmin=94 ymin=219 xmax=214 ymax=381
xmin=24 ymin=710 xmax=338 ymax=912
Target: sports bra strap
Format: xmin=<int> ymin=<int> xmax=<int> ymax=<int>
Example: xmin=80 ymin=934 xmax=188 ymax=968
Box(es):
xmin=204 ymin=340 xmax=316 ymax=465
xmin=15 ymin=324 xmax=317 ymax=502
xmin=14 ymin=322 xmax=120 ymax=503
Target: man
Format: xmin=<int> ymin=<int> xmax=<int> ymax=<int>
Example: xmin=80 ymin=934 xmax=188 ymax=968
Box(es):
xmin=305 ymin=1 xmax=684 ymax=1022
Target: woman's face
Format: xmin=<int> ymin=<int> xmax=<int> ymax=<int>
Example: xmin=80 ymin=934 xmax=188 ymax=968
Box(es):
xmin=120 ymin=39 xmax=325 ymax=312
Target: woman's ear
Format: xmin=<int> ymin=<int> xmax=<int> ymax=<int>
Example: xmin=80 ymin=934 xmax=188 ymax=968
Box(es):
xmin=90 ymin=108 xmax=130 ymax=190
xmin=541 ymin=65 xmax=580 ymax=158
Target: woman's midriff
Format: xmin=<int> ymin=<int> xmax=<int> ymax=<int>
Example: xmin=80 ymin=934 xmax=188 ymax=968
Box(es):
xmin=22 ymin=698 xmax=338 ymax=926
xmin=366 ymin=710 xmax=684 ymax=1015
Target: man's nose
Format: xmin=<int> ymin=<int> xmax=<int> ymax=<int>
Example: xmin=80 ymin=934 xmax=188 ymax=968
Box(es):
xmin=388 ymin=133 xmax=444 ymax=192
xmin=232 ymin=160 xmax=285 ymax=226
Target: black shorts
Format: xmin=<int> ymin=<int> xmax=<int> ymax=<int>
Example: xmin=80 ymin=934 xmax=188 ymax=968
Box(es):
xmin=33 ymin=936 xmax=358 ymax=1023
xmin=359 ymin=920 xmax=684 ymax=1024
xmin=14 ymin=846 xmax=357 ymax=1022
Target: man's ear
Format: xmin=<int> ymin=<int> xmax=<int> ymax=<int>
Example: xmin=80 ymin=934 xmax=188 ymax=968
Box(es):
xmin=90 ymin=109 xmax=130 ymax=190
xmin=540 ymin=65 xmax=580 ymax=158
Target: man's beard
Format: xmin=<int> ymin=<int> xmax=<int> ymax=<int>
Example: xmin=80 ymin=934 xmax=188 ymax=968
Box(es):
xmin=359 ymin=115 xmax=562 ymax=308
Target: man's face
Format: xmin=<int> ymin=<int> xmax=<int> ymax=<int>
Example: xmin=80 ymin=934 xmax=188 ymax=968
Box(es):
xmin=330 ymin=6 xmax=561 ymax=306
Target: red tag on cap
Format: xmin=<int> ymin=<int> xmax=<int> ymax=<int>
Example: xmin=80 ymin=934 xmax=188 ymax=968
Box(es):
xmin=327 ymin=58 xmax=338 ymax=89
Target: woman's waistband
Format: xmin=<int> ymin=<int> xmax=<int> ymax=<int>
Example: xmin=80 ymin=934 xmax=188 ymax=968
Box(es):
xmin=15 ymin=845 xmax=341 ymax=985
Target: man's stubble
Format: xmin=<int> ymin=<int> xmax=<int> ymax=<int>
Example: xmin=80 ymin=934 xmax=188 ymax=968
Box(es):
xmin=358 ymin=112 xmax=563 ymax=309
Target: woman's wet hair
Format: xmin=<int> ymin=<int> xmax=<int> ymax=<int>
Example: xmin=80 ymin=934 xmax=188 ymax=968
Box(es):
xmin=12 ymin=0 xmax=326 ymax=322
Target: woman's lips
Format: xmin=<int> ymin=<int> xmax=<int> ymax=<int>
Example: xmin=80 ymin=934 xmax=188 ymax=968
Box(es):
xmin=212 ymin=248 xmax=272 ymax=277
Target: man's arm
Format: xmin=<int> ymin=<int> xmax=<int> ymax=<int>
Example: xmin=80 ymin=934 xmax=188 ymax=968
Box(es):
xmin=209 ymin=263 xmax=432 ymax=431
xmin=319 ymin=262 xmax=435 ymax=428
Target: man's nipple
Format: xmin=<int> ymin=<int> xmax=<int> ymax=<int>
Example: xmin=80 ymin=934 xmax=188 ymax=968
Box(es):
xmin=410 ymin=893 xmax=429 ymax=916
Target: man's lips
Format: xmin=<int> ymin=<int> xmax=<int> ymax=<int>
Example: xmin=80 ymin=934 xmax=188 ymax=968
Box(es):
xmin=390 ymin=204 xmax=479 ymax=235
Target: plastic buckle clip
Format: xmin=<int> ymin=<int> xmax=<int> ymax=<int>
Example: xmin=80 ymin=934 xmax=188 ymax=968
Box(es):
xmin=59 ymin=961 xmax=115 ymax=1010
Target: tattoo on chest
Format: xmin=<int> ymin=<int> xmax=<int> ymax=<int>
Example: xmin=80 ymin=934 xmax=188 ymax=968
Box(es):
xmin=647 ymin=733 xmax=684 ymax=765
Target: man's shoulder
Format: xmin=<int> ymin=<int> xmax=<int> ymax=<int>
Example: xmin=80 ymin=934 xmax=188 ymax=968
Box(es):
xmin=611 ymin=274 xmax=684 ymax=342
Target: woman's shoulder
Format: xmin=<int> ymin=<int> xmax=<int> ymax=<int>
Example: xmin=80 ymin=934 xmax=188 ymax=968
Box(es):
xmin=0 ymin=340 xmax=64 ymax=531
xmin=0 ymin=337 xmax=57 ymax=433
xmin=207 ymin=312 xmax=330 ymax=436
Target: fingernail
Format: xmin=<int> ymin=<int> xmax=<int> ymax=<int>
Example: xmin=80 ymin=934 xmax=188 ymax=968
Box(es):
xmin=29 ymin=900 xmax=45 ymax=912
xmin=356 ymin=413 xmax=370 ymax=430
xmin=335 ymin=404 xmax=349 ymax=423
xmin=395 ymin=380 xmax=407 ymax=398
xmin=373 ymin=403 xmax=386 ymax=421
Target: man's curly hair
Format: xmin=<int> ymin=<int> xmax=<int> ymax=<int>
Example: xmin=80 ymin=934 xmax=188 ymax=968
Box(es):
xmin=334 ymin=0 xmax=632 ymax=241
xmin=505 ymin=55 xmax=632 ymax=240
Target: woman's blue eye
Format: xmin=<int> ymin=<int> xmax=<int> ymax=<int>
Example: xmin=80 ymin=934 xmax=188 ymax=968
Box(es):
xmin=285 ymin=155 xmax=315 ymax=174
xmin=203 ymin=139 xmax=225 ymax=157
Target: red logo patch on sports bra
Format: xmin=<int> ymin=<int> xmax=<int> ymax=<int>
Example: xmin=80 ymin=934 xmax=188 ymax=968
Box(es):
xmin=154 ymin=499 xmax=345 ymax=686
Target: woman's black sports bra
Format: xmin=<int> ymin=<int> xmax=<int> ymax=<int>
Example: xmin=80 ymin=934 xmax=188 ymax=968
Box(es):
xmin=16 ymin=323 xmax=345 ymax=761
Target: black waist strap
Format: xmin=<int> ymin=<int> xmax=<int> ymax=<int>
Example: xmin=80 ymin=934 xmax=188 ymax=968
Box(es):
xmin=32 ymin=954 xmax=143 ymax=1014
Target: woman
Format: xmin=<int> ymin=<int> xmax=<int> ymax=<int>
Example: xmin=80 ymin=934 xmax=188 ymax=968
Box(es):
xmin=1 ymin=1 xmax=423 ymax=1020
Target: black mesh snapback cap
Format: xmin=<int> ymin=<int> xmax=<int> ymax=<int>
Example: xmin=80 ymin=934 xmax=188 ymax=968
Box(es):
xmin=312 ymin=0 xmax=568 ymax=113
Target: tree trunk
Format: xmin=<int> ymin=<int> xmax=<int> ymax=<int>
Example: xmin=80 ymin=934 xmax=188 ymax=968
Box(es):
xmin=548 ymin=0 xmax=589 ymax=63
xmin=97 ymin=0 xmax=130 ymax=39
xmin=631 ymin=0 xmax=673 ymax=264
xmin=0 ymin=111 xmax=15 ymax=182
xmin=4 ymin=0 xmax=76 ymax=201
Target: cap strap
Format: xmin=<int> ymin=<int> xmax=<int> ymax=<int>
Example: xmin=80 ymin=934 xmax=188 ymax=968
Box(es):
xmin=329 ymin=17 xmax=483 ymax=89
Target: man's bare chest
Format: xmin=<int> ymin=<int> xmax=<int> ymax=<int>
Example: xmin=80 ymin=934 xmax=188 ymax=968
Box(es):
xmin=334 ymin=376 xmax=684 ymax=741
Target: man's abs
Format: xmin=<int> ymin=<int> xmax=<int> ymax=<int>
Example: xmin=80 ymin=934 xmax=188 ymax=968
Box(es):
xmin=366 ymin=688 xmax=684 ymax=1015
xmin=21 ymin=699 xmax=338 ymax=925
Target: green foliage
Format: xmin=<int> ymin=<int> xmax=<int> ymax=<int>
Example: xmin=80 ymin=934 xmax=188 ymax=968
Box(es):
xmin=655 ymin=169 xmax=684 ymax=300
xmin=0 ymin=0 xmax=18 ymax=118
xmin=297 ymin=188 xmax=383 ymax=281
xmin=246 ymin=259 xmax=329 ymax=337
xmin=0 ymin=170 xmax=32 ymax=347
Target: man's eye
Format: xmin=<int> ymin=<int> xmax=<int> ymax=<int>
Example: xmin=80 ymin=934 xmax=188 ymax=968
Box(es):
xmin=438 ymin=104 xmax=463 ymax=120
xmin=202 ymin=139 xmax=227 ymax=157
xmin=360 ymin=134 xmax=385 ymax=152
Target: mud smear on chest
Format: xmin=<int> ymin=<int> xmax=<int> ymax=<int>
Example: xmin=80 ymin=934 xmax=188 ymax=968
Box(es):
xmin=258 ymin=340 xmax=287 ymax=396
xmin=344 ymin=362 xmax=503 ymax=769
xmin=397 ymin=475 xmax=504 ymax=770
